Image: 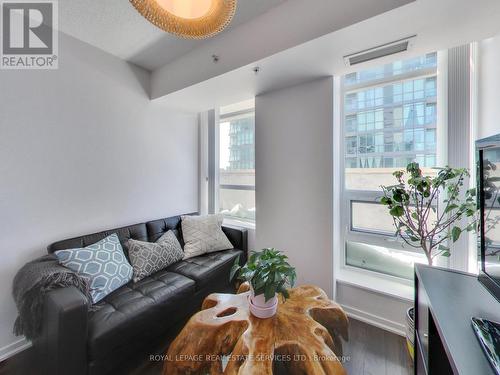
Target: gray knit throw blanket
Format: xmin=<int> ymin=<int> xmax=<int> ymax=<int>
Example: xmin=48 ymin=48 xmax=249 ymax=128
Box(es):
xmin=12 ymin=254 xmax=93 ymax=340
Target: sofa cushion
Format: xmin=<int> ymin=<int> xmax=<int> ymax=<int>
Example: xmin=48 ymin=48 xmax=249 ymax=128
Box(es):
xmin=181 ymin=214 xmax=233 ymax=259
xmin=55 ymin=234 xmax=133 ymax=303
xmin=167 ymin=249 xmax=243 ymax=290
xmin=87 ymin=270 xmax=195 ymax=360
xmin=127 ymin=231 xmax=184 ymax=282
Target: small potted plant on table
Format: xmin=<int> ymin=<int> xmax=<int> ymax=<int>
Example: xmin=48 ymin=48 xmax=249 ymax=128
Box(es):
xmin=381 ymin=162 xmax=477 ymax=359
xmin=230 ymin=248 xmax=296 ymax=319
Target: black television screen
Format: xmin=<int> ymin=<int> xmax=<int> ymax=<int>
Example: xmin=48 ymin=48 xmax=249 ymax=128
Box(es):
xmin=477 ymin=134 xmax=500 ymax=301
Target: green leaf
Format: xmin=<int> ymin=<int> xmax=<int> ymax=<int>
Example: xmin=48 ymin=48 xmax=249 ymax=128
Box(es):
xmin=467 ymin=222 xmax=477 ymax=232
xmin=254 ymin=276 xmax=266 ymax=290
xmin=390 ymin=206 xmax=404 ymax=217
xmin=438 ymin=244 xmax=449 ymax=251
xmin=441 ymin=251 xmax=451 ymax=257
xmin=444 ymin=204 xmax=459 ymax=214
xmin=380 ymin=196 xmax=391 ymax=205
xmin=393 ymin=171 xmax=404 ymax=179
xmin=452 ymin=226 xmax=462 ymax=243
xmin=264 ymin=284 xmax=276 ymax=302
xmin=406 ymin=162 xmax=421 ymax=174
xmin=279 ymin=286 xmax=290 ymax=300
xmin=229 ymin=255 xmax=241 ymax=281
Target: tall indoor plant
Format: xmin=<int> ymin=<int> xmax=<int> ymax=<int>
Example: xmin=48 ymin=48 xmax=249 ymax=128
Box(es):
xmin=230 ymin=248 xmax=296 ymax=318
xmin=381 ymin=162 xmax=477 ymax=266
xmin=380 ymin=162 xmax=477 ymax=358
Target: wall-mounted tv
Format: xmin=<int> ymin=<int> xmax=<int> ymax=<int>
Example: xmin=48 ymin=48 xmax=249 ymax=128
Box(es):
xmin=477 ymin=134 xmax=500 ymax=302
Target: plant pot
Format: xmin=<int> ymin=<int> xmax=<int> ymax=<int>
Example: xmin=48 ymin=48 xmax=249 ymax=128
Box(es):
xmin=250 ymin=289 xmax=278 ymax=308
xmin=406 ymin=307 xmax=415 ymax=360
xmin=249 ymin=288 xmax=278 ymax=318
xmin=249 ymin=297 xmax=278 ymax=318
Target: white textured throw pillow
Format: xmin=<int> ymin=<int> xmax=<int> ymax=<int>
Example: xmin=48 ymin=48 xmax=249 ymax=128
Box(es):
xmin=181 ymin=214 xmax=233 ymax=259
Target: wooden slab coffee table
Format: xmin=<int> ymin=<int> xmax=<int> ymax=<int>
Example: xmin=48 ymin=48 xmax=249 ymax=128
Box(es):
xmin=163 ymin=283 xmax=349 ymax=375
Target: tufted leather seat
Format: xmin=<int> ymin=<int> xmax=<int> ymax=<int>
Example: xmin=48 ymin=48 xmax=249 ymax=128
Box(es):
xmin=87 ymin=270 xmax=195 ymax=360
xmin=168 ymin=249 xmax=243 ymax=291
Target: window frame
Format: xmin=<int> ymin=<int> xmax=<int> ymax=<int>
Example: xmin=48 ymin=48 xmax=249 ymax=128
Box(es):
xmin=338 ymin=56 xmax=442 ymax=284
xmin=215 ymin=106 xmax=256 ymax=223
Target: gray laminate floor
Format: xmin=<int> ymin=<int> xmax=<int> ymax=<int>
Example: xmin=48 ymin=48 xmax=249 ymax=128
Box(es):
xmin=342 ymin=319 xmax=412 ymax=375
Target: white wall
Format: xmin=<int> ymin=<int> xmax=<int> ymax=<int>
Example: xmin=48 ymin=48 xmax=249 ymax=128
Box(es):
xmin=0 ymin=33 xmax=198 ymax=356
xmin=255 ymin=77 xmax=334 ymax=297
xmin=336 ymin=283 xmax=412 ymax=336
xmin=478 ymin=34 xmax=500 ymax=139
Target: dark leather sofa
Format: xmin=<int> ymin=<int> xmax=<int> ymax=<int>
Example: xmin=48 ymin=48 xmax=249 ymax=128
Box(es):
xmin=35 ymin=214 xmax=248 ymax=375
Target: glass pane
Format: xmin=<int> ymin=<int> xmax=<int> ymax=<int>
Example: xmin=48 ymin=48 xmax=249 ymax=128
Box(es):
xmin=219 ymin=110 xmax=255 ymax=221
xmin=344 ymin=53 xmax=437 ymax=87
xmin=346 ymin=115 xmax=357 ymax=132
xmin=346 ymin=240 xmax=427 ymax=280
xmin=346 ymin=136 xmax=357 ymax=155
xmin=345 ymin=167 xmax=438 ymax=190
xmin=343 ymin=53 xmax=438 ymax=190
xmin=351 ymin=202 xmax=396 ymax=234
xmin=425 ymin=103 xmax=436 ymax=125
xmin=483 ymin=148 xmax=500 ymax=278
xmin=425 ymin=77 xmax=437 ymax=97
xmin=351 ymin=201 xmax=438 ymax=235
xmin=219 ymin=188 xmax=255 ymax=221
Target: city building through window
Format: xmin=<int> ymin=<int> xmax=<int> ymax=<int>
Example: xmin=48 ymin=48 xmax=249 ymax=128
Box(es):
xmin=218 ymin=100 xmax=255 ymax=222
xmin=341 ymin=53 xmax=439 ymax=279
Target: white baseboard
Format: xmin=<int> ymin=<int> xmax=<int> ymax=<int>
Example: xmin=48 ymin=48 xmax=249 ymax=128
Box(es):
xmin=341 ymin=303 xmax=406 ymax=337
xmin=0 ymin=337 xmax=31 ymax=362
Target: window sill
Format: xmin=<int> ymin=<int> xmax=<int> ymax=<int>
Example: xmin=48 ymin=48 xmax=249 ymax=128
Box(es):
xmin=223 ymin=217 xmax=255 ymax=230
xmin=336 ymin=267 xmax=414 ymax=302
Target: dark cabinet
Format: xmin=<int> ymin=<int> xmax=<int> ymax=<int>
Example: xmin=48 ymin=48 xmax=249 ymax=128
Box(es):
xmin=414 ymin=265 xmax=499 ymax=375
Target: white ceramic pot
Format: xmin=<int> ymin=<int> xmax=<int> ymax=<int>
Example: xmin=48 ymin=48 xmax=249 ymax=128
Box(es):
xmin=249 ymin=287 xmax=278 ymax=318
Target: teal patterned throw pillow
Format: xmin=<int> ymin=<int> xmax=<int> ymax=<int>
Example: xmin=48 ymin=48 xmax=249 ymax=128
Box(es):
xmin=55 ymin=233 xmax=133 ymax=303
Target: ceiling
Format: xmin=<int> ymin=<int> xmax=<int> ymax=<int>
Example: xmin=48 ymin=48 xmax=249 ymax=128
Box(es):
xmin=154 ymin=0 xmax=500 ymax=112
xmin=150 ymin=0 xmax=414 ymax=99
xmin=58 ymin=0 xmax=500 ymax=113
xmin=59 ymin=0 xmax=287 ymax=71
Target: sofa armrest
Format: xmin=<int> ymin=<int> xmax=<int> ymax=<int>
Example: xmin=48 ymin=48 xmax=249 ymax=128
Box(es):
xmin=222 ymin=225 xmax=248 ymax=263
xmin=36 ymin=286 xmax=88 ymax=375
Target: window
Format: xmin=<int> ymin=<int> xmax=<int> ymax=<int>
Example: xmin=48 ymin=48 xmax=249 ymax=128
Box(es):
xmin=341 ymin=53 xmax=439 ymax=280
xmin=217 ymin=101 xmax=255 ymax=222
xmin=345 ymin=240 xmax=426 ymax=280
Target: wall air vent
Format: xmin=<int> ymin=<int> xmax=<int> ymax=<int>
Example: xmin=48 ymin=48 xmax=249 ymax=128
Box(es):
xmin=344 ymin=35 xmax=417 ymax=66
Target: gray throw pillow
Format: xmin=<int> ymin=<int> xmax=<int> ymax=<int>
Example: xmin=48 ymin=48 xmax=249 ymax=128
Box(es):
xmin=127 ymin=231 xmax=184 ymax=282
xmin=181 ymin=214 xmax=233 ymax=260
